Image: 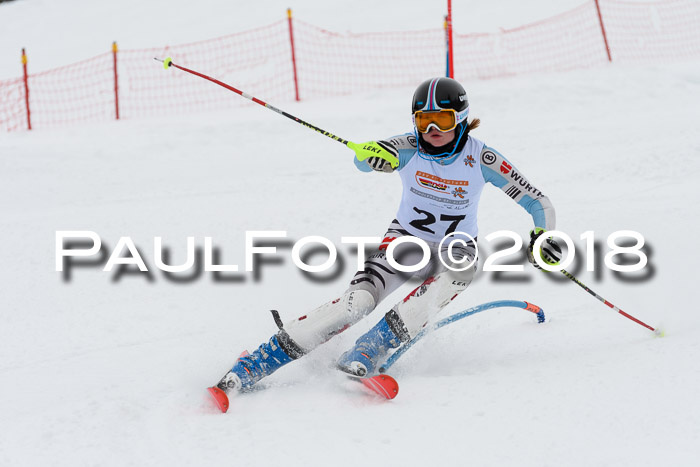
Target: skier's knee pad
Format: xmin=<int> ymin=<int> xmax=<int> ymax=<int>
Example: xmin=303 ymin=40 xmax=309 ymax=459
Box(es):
xmin=283 ymin=289 xmax=376 ymax=351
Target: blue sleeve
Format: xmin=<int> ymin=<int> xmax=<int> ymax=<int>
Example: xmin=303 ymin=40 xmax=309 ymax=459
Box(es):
xmin=480 ymin=146 xmax=556 ymax=230
xmin=396 ymin=147 xmax=416 ymax=171
xmin=354 ymin=156 xmax=373 ymax=172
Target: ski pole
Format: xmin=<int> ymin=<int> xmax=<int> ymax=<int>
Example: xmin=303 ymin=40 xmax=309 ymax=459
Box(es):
xmin=560 ymin=269 xmax=662 ymax=336
xmin=154 ymin=57 xmax=350 ymax=146
xmin=154 ymin=57 xmax=400 ymax=168
xmin=379 ymin=300 xmax=545 ymax=373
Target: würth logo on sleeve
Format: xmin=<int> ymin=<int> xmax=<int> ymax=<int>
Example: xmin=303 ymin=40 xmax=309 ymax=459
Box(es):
xmin=500 ymin=161 xmax=512 ymax=174
xmin=509 ymin=171 xmax=545 ymax=198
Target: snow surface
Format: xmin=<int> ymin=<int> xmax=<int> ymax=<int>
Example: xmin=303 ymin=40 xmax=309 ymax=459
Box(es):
xmin=2 ymin=1 xmax=700 ymax=466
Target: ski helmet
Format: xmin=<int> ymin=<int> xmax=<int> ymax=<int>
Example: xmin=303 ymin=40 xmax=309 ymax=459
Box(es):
xmin=412 ymin=77 xmax=469 ymax=129
xmin=411 ymin=77 xmax=470 ymax=159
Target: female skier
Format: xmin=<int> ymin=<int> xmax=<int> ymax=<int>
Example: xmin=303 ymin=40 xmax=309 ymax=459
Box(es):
xmin=213 ymin=77 xmax=562 ymax=394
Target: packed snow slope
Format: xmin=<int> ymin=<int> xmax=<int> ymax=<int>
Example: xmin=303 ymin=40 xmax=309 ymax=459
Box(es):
xmin=2 ymin=1 xmax=700 ymax=467
xmin=2 ymin=60 xmax=699 ymax=467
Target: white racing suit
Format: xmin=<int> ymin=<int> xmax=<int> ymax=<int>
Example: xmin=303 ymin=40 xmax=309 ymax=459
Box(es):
xmin=282 ymin=132 xmax=555 ymax=354
xmin=216 ymin=133 xmax=555 ymax=391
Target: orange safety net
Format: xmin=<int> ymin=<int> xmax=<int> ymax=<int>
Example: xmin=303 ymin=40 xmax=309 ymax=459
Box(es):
xmin=1 ymin=0 xmax=698 ymax=132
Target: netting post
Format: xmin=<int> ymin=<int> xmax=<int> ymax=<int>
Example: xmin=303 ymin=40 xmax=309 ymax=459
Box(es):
xmin=287 ymin=8 xmax=300 ymax=102
xmin=112 ymin=41 xmax=120 ymax=120
xmin=594 ymin=0 xmax=612 ymax=62
xmin=446 ymin=0 xmax=455 ymax=78
xmin=21 ymin=48 xmax=31 ymax=130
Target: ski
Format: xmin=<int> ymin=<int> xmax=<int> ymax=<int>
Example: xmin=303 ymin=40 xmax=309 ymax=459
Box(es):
xmin=208 ymin=349 xmax=249 ymax=413
xmin=207 ymin=386 xmax=230 ymax=413
xmin=348 ymin=374 xmax=399 ymax=400
xmin=207 ymin=373 xmax=398 ymax=413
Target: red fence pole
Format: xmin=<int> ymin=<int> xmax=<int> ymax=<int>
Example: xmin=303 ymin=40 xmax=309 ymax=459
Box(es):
xmin=112 ymin=41 xmax=120 ymax=120
xmin=287 ymin=8 xmax=300 ymax=102
xmin=594 ymin=0 xmax=612 ymax=62
xmin=446 ymin=0 xmax=455 ymax=78
xmin=21 ymin=48 xmax=31 ymax=130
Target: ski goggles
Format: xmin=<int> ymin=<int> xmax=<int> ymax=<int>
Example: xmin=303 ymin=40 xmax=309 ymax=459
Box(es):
xmin=413 ymin=109 xmax=459 ymax=133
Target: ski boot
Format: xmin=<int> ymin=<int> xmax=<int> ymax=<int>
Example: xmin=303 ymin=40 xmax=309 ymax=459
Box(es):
xmin=208 ymin=328 xmax=304 ymax=412
xmin=215 ymin=330 xmax=303 ymax=393
xmin=337 ymin=311 xmax=406 ymax=377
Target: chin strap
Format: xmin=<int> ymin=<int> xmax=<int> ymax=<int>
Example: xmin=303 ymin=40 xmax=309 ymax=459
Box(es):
xmin=414 ymin=122 xmax=468 ymax=165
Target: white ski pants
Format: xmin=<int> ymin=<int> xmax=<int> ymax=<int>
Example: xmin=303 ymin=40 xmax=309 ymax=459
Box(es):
xmin=284 ymin=220 xmax=477 ymax=350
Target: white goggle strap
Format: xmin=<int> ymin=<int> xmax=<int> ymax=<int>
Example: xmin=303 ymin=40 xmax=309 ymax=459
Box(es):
xmin=456 ymin=106 xmax=470 ymax=125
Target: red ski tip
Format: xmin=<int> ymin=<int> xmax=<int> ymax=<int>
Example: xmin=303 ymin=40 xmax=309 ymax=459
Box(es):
xmin=207 ymin=387 xmax=230 ymax=413
xmin=361 ymin=375 xmax=399 ymax=400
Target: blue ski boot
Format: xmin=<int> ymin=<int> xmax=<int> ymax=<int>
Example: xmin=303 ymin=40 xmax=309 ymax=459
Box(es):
xmin=216 ymin=330 xmax=304 ymax=392
xmin=337 ymin=311 xmax=407 ymax=377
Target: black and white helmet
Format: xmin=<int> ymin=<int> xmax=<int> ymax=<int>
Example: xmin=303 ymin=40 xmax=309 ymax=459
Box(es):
xmin=412 ymin=77 xmax=469 ymax=126
xmin=411 ymin=77 xmax=471 ymax=158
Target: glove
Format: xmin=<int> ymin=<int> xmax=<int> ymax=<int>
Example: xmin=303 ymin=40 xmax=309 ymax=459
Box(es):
xmin=348 ymin=140 xmax=399 ymax=172
xmin=366 ymin=156 xmax=395 ymax=173
xmin=527 ymin=228 xmax=562 ymax=270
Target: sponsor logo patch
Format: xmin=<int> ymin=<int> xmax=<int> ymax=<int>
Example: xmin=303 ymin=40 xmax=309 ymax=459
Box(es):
xmin=452 ymin=187 xmax=467 ymax=199
xmin=418 ymin=177 xmax=448 ymax=191
xmin=500 ymin=161 xmax=512 ymax=174
xmin=403 ymin=276 xmax=437 ymax=302
xmin=481 ymin=151 xmax=496 ymax=165
xmin=414 ymin=171 xmax=468 ymax=194
xmin=379 ymin=236 xmax=397 ymax=251
xmin=409 ymin=187 xmax=470 ymax=205
xmin=464 ymin=155 xmax=475 ymax=168
xmin=509 ymin=171 xmax=545 ymax=198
